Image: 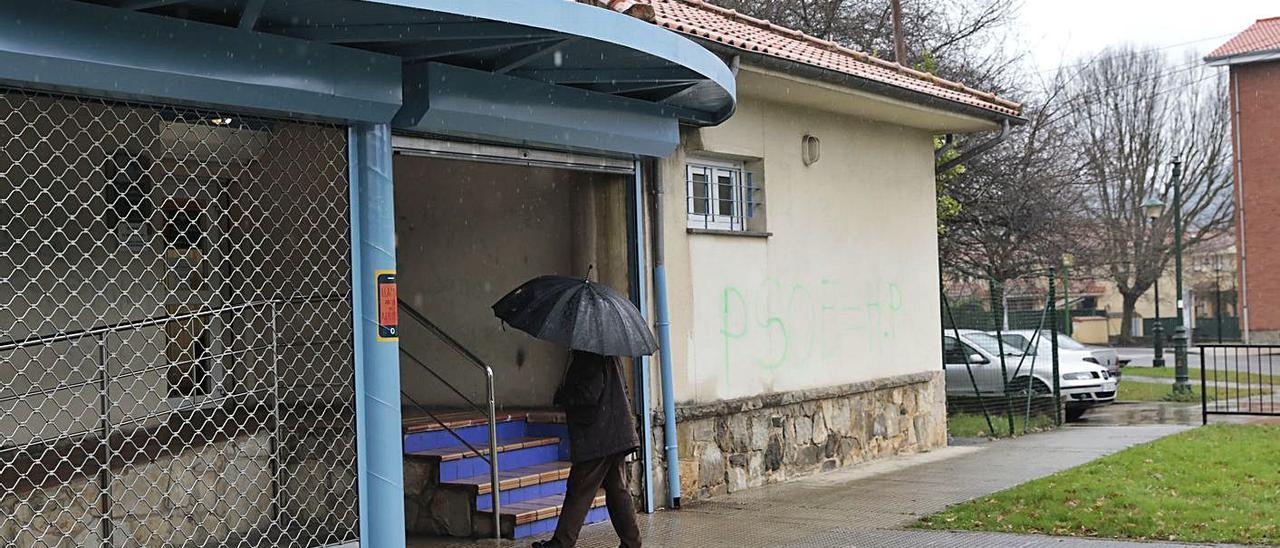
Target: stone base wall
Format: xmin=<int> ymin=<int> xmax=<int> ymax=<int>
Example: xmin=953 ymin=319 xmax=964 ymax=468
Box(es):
xmin=1 ymin=431 xmax=354 ymax=547
xmin=0 ymin=433 xmax=273 ymax=548
xmin=649 ymin=371 xmax=945 ymax=503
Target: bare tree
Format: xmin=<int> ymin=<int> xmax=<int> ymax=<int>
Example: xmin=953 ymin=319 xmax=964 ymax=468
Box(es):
xmin=1069 ymin=47 xmax=1233 ymax=341
xmin=713 ymin=0 xmax=1023 ymax=90
xmin=940 ymin=71 xmax=1083 ymax=283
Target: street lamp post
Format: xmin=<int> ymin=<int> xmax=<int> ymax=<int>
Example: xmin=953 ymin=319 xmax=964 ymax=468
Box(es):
xmin=1142 ymin=196 xmax=1166 ymax=368
xmin=1062 ymin=253 xmax=1074 ymax=337
xmin=1171 ymin=160 xmax=1192 ymax=393
xmin=1215 ymin=259 xmax=1224 ymax=343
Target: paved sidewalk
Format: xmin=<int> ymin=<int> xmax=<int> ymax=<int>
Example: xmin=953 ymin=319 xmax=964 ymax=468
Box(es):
xmin=410 ymin=425 xmax=1214 ymax=548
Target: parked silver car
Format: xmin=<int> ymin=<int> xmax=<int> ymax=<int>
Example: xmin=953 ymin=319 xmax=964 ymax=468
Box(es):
xmin=944 ymin=329 xmax=1116 ymax=420
xmin=998 ymin=329 xmax=1122 ymax=379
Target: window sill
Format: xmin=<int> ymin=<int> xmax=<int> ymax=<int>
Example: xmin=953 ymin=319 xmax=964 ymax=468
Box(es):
xmin=686 ymin=228 xmax=772 ymax=238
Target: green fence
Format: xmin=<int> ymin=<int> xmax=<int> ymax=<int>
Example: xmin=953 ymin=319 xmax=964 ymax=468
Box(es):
xmin=941 ymin=274 xmax=1063 ymax=438
xmin=1194 ymin=316 xmax=1241 ymax=342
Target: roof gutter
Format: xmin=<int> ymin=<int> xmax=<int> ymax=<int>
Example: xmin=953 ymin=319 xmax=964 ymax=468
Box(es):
xmin=935 ymin=119 xmax=1010 ymax=175
xmin=695 ymin=41 xmax=1026 ymax=127
xmin=1205 ymin=48 xmax=1280 ymax=67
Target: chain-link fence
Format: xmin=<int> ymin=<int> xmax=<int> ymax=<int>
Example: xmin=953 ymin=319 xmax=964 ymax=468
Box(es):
xmin=1 ymin=89 xmax=359 ymax=547
xmin=941 ymin=274 xmax=1063 ymax=437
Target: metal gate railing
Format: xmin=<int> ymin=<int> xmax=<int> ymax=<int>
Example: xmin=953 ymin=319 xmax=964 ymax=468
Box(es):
xmin=1 ymin=89 xmax=358 ymax=547
xmin=1200 ymin=344 xmax=1279 ymax=423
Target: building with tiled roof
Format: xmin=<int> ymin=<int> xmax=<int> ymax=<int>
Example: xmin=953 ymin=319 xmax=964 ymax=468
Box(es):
xmin=590 ymin=0 xmax=1023 ymax=124
xmin=1206 ymin=17 xmax=1280 ymax=343
xmin=1206 ymin=16 xmax=1280 ymax=66
xmin=639 ymin=0 xmax=1021 ymax=121
xmin=593 ymin=0 xmax=1037 ymax=504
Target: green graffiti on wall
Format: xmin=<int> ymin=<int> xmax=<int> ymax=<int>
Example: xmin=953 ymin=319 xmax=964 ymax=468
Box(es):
xmin=719 ymin=278 xmax=905 ymax=374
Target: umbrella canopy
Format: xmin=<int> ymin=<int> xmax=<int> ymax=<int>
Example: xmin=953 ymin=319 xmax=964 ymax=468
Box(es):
xmin=492 ymin=275 xmax=658 ymax=357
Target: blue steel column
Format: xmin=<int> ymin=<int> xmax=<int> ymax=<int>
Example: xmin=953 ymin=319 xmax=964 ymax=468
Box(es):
xmin=349 ymin=122 xmax=406 ymax=548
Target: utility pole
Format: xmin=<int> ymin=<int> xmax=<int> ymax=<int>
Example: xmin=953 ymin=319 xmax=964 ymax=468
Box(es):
xmin=1172 ymin=158 xmax=1192 ymax=393
xmin=891 ymin=0 xmax=907 ymax=64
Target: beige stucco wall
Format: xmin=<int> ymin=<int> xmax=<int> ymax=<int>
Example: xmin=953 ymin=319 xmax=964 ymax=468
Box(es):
xmin=393 ymin=156 xmax=631 ymax=407
xmin=659 ymin=87 xmax=942 ymax=404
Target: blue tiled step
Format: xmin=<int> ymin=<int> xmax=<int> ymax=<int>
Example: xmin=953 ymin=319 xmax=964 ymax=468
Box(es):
xmin=401 ymin=409 xmax=568 ymax=454
xmin=403 ymin=418 xmax=528 ymax=454
xmin=406 ymin=436 xmax=561 ymax=481
xmin=474 ymin=491 xmax=609 ymax=539
xmin=442 ymin=460 xmax=573 ymax=510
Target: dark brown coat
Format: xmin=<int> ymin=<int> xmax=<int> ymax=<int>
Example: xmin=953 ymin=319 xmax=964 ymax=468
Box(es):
xmin=554 ymin=351 xmax=640 ymax=463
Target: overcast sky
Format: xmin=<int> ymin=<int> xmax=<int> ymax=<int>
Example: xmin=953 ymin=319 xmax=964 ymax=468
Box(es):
xmin=1015 ymin=0 xmax=1277 ymax=71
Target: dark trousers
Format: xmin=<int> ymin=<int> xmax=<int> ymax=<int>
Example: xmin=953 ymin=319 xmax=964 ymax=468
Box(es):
xmin=552 ymin=451 xmax=641 ymax=548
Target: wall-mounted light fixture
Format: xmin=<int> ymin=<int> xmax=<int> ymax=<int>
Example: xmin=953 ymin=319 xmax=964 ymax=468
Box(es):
xmin=801 ymin=134 xmax=821 ymax=166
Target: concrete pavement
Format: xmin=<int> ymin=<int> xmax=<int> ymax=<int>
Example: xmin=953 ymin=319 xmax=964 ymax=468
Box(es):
xmin=409 ymin=425 xmax=1209 ymax=548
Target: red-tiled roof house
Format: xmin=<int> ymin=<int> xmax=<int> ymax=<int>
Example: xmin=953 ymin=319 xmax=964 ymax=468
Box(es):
xmin=602 ymin=0 xmax=1023 ymax=503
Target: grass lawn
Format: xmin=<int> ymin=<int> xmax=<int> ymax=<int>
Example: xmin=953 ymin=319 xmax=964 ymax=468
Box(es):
xmin=917 ymin=425 xmax=1280 ymax=544
xmin=1117 ymin=379 xmax=1273 ymax=403
xmin=1125 ymin=366 xmax=1279 ymax=386
xmin=1116 ymin=381 xmax=1203 ymax=403
xmin=948 ymin=413 xmax=1057 ymax=438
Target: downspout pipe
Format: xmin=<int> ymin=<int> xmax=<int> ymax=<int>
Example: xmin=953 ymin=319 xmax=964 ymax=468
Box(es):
xmin=1231 ymin=69 xmax=1250 ymax=343
xmin=648 ymin=157 xmax=681 ymax=509
xmin=935 ymin=120 xmax=1010 ymax=175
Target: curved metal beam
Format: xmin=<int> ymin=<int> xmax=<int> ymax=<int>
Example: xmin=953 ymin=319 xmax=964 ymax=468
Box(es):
xmin=366 ymin=0 xmax=736 ymax=123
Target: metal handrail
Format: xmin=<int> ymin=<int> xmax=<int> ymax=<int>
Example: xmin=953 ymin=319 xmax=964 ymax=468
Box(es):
xmin=0 ymin=292 xmax=347 ymax=352
xmin=0 ymin=343 xmax=271 ymax=407
xmin=397 ymin=299 xmax=501 ymax=539
xmin=399 ymin=346 xmax=489 ymax=420
xmin=399 ymin=390 xmax=489 ymax=465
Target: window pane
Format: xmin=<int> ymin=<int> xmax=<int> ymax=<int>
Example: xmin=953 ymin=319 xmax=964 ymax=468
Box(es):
xmin=691 ymin=171 xmax=709 ymax=214
xmin=716 ymin=173 xmax=735 ymax=216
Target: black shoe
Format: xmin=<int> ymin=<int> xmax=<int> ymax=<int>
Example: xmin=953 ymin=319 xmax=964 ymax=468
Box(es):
xmin=531 ymin=540 xmax=562 ymax=548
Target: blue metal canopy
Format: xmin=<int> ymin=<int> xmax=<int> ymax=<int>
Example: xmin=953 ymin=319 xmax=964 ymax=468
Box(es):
xmin=68 ymin=0 xmax=737 ymax=129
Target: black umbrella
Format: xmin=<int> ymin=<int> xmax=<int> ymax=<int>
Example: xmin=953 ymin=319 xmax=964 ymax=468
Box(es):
xmin=492 ymin=275 xmax=659 ymax=357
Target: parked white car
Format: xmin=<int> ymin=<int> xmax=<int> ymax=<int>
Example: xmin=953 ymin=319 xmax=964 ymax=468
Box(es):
xmin=998 ymin=329 xmax=1122 ymax=379
xmin=943 ymin=329 xmax=1117 ymax=421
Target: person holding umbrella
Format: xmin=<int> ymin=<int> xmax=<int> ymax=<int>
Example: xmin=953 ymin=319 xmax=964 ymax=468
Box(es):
xmin=493 ymin=273 xmax=657 ymax=548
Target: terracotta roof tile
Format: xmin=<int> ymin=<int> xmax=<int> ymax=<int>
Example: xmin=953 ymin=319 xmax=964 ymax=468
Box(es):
xmin=1207 ymin=17 xmax=1280 ymax=62
xmin=633 ymin=0 xmax=1021 ymax=118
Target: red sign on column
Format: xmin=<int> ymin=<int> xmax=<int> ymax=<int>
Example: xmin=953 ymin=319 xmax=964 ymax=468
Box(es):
xmin=376 ymin=271 xmax=398 ymax=340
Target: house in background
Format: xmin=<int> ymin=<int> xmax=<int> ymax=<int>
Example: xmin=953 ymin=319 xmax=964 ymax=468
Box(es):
xmin=1206 ymin=16 xmax=1280 ymax=343
xmin=1090 ymin=236 xmax=1240 ymax=343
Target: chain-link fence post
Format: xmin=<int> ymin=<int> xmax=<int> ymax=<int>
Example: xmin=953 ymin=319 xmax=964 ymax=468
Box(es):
xmin=1049 ymin=269 xmax=1063 ymax=426
xmin=987 ymin=277 xmax=1013 ymax=436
